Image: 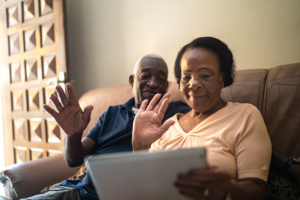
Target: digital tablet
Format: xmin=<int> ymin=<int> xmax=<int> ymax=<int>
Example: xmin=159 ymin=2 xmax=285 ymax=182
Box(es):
xmin=85 ymin=147 xmax=206 ymax=200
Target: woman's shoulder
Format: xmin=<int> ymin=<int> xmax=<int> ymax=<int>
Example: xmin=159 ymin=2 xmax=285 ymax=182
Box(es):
xmin=227 ymin=102 xmax=262 ymax=116
xmin=229 ymin=102 xmax=259 ymax=111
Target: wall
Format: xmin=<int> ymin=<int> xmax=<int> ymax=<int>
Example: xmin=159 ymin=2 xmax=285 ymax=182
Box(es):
xmin=0 ymin=87 xmax=3 ymax=170
xmin=66 ymin=0 xmax=300 ymax=98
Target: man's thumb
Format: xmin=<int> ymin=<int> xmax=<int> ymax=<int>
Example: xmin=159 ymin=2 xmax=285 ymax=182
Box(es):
xmin=82 ymin=105 xmax=94 ymax=123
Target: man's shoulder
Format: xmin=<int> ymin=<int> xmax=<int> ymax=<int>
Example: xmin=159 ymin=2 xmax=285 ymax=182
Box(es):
xmin=100 ymin=98 xmax=134 ymax=118
xmin=165 ymin=100 xmax=191 ymax=115
xmin=168 ymin=100 xmax=190 ymax=110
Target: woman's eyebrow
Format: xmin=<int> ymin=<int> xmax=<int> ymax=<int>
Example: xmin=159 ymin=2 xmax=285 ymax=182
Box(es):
xmin=198 ymin=68 xmax=215 ymax=73
xmin=183 ymin=68 xmax=215 ymax=73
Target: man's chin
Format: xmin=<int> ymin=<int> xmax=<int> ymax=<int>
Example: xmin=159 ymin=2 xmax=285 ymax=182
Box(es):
xmin=142 ymin=92 xmax=165 ymax=102
xmin=143 ymin=94 xmax=155 ymax=102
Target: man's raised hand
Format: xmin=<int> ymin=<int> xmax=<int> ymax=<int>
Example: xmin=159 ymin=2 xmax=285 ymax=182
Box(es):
xmin=43 ymin=83 xmax=93 ymax=136
xmin=132 ymin=93 xmax=175 ymax=151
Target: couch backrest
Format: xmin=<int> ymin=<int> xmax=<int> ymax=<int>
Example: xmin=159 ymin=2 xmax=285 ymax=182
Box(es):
xmin=262 ymin=63 xmax=300 ymax=156
xmin=79 ymin=63 xmax=300 ymax=156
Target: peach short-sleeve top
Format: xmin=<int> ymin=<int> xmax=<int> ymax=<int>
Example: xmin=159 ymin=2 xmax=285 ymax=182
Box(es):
xmin=151 ymin=102 xmax=272 ymax=181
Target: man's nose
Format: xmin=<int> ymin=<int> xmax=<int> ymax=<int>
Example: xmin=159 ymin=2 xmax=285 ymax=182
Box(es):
xmin=147 ymin=77 xmax=158 ymax=87
xmin=188 ymin=77 xmax=202 ymax=90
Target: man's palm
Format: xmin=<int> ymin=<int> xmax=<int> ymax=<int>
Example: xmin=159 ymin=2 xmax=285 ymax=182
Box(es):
xmin=43 ymin=83 xmax=93 ymax=136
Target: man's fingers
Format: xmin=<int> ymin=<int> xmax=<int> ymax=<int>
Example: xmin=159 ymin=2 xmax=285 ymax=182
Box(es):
xmin=153 ymin=93 xmax=170 ymax=113
xmin=49 ymin=94 xmax=64 ymax=112
xmin=146 ymin=94 xmax=161 ymax=111
xmin=43 ymin=105 xmax=58 ymax=118
xmin=139 ymin=99 xmax=148 ymax=112
xmin=157 ymin=98 xmax=169 ymax=120
xmin=82 ymin=105 xmax=93 ymax=124
xmin=56 ymin=85 xmax=69 ymax=107
xmin=66 ymin=83 xmax=79 ymax=106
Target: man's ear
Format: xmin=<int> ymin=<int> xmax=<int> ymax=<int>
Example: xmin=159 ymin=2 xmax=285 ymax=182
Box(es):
xmin=129 ymin=75 xmax=134 ymax=88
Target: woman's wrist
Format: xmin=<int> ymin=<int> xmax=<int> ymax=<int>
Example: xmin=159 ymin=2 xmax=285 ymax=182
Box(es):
xmin=223 ymin=182 xmax=232 ymax=200
xmin=132 ymin=140 xmax=150 ymax=151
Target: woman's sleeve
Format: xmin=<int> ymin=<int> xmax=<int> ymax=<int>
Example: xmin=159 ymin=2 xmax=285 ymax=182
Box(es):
xmin=235 ymin=105 xmax=272 ymax=182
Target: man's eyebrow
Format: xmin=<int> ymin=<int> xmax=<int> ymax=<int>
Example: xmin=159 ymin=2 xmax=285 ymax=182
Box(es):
xmin=140 ymin=68 xmax=167 ymax=76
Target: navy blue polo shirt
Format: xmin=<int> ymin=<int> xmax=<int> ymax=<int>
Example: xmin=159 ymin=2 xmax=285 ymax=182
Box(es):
xmin=59 ymin=98 xmax=191 ymax=200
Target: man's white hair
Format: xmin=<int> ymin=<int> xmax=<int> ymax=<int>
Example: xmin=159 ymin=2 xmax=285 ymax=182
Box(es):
xmin=133 ymin=54 xmax=164 ymax=75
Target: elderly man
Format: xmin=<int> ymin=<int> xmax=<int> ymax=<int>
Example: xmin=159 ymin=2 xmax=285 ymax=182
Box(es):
xmin=22 ymin=54 xmax=191 ymax=200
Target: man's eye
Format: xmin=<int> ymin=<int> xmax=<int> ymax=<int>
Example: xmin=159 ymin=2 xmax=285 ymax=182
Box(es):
xmin=140 ymin=75 xmax=149 ymax=79
xmin=158 ymin=77 xmax=166 ymax=81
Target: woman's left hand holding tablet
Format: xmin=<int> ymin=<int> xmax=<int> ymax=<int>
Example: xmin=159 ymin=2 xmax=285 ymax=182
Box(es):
xmin=175 ymin=166 xmax=231 ymax=200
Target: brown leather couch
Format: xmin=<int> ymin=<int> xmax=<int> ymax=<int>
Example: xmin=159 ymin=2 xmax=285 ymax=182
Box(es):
xmin=1 ymin=63 xmax=299 ymax=200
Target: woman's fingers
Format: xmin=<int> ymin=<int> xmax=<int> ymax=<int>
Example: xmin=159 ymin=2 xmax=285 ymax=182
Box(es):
xmin=56 ymin=85 xmax=69 ymax=107
xmin=153 ymin=93 xmax=170 ymax=113
xmin=139 ymin=99 xmax=148 ymax=112
xmin=175 ymin=184 xmax=204 ymax=200
xmin=146 ymin=94 xmax=161 ymax=111
xmin=157 ymin=98 xmax=169 ymax=120
xmin=158 ymin=120 xmax=175 ymax=136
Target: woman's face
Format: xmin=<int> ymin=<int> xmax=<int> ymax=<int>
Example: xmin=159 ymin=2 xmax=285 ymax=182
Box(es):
xmin=180 ymin=47 xmax=224 ymax=114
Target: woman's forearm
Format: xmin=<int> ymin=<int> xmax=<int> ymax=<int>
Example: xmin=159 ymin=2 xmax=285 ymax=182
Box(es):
xmin=230 ymin=178 xmax=266 ymax=200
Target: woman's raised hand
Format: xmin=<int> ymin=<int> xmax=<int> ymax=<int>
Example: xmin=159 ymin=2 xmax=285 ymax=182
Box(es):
xmin=132 ymin=93 xmax=175 ymax=151
xmin=43 ymin=83 xmax=93 ymax=136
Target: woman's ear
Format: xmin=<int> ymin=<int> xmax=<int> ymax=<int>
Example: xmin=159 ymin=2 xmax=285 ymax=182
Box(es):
xmin=219 ymin=73 xmax=225 ymax=87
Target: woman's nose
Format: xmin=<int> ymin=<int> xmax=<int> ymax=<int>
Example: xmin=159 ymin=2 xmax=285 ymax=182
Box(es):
xmin=189 ymin=78 xmax=202 ymax=90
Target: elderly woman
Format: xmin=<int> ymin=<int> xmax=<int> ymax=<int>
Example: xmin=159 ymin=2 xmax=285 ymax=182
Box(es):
xmin=132 ymin=37 xmax=272 ymax=200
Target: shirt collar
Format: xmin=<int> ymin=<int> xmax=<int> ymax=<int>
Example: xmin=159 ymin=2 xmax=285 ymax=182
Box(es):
xmin=122 ymin=97 xmax=136 ymax=111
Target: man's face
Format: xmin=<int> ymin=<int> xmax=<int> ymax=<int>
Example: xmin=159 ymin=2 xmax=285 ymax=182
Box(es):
xmin=129 ymin=57 xmax=169 ymax=108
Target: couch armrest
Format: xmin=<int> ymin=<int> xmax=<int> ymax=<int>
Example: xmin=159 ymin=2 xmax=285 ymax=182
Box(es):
xmin=0 ymin=154 xmax=80 ymax=200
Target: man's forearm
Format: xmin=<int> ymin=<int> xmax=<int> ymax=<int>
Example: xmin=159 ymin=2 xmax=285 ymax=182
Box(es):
xmin=63 ymin=133 xmax=85 ymax=167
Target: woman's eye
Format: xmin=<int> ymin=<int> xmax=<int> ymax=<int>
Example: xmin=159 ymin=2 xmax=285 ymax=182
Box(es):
xmin=181 ymin=77 xmax=190 ymax=82
xmin=202 ymin=75 xmax=213 ymax=81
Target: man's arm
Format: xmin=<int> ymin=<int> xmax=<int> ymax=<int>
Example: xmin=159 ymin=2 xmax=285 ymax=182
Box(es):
xmin=272 ymin=147 xmax=300 ymax=185
xmin=43 ymin=83 xmax=94 ymax=167
xmin=63 ymin=134 xmax=96 ymax=167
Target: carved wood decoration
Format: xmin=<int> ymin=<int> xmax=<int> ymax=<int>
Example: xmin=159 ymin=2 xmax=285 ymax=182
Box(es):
xmin=0 ymin=0 xmax=67 ymax=166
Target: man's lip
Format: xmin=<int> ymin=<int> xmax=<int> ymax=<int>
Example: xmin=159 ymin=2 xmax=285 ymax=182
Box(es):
xmin=143 ymin=90 xmax=157 ymax=94
xmin=190 ymin=95 xmax=207 ymax=98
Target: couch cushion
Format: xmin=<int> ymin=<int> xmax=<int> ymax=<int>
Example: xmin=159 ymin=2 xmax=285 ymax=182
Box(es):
xmin=263 ymin=63 xmax=300 ymax=156
xmin=221 ymin=69 xmax=268 ymax=112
